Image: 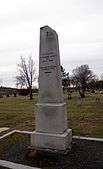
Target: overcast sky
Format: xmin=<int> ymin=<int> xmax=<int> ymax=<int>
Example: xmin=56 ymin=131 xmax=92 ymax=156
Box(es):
xmin=0 ymin=0 xmax=103 ymax=87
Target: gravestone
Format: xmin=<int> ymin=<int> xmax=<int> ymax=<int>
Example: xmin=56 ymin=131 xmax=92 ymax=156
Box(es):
xmin=76 ymin=96 xmax=82 ymax=106
xmin=31 ymin=26 xmax=72 ymax=153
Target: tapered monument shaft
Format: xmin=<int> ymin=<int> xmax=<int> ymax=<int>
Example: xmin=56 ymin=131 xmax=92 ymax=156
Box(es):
xmin=31 ymin=26 xmax=72 ymax=153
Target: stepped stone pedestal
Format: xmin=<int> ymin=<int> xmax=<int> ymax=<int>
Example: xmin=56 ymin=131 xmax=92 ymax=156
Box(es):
xmin=31 ymin=26 xmax=72 ymax=153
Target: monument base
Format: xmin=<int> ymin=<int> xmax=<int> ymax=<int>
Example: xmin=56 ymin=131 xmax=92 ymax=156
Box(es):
xmin=31 ymin=129 xmax=72 ymax=154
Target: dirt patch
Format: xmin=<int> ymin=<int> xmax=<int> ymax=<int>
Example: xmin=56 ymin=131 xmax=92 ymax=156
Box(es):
xmin=0 ymin=132 xmax=103 ymax=169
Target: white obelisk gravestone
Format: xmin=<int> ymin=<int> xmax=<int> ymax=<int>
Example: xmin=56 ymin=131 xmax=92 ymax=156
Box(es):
xmin=31 ymin=26 xmax=72 ymax=153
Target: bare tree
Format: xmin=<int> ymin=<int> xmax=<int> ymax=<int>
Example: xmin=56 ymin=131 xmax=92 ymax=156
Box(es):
xmin=100 ymin=74 xmax=103 ymax=80
xmin=16 ymin=56 xmax=36 ymax=100
xmin=72 ymin=64 xmax=94 ymax=98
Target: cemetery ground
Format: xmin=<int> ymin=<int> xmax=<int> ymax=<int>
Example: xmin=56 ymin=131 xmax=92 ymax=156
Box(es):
xmin=0 ymin=92 xmax=103 ymax=138
xmin=0 ymin=132 xmax=103 ymax=169
xmin=0 ymin=92 xmax=103 ymax=169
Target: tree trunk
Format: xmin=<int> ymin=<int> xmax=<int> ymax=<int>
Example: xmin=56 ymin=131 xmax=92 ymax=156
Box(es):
xmin=79 ymin=90 xmax=85 ymax=98
xmin=29 ymin=87 xmax=33 ymax=100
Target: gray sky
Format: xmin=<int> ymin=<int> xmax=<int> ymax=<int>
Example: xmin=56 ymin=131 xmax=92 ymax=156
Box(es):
xmin=0 ymin=0 xmax=103 ymax=87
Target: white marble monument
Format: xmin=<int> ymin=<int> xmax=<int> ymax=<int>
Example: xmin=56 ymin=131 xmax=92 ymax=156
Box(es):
xmin=31 ymin=26 xmax=72 ymax=153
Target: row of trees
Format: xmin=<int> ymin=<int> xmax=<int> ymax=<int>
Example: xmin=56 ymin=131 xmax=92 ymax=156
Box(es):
xmin=16 ymin=56 xmax=103 ymax=99
xmin=61 ymin=65 xmax=103 ymax=98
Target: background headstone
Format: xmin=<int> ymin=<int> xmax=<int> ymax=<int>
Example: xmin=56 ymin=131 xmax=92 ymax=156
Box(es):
xmin=76 ymin=96 xmax=82 ymax=106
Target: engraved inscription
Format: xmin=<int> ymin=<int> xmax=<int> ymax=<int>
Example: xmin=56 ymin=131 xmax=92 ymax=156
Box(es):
xmin=40 ymin=54 xmax=56 ymax=63
xmin=40 ymin=53 xmax=57 ymax=74
xmin=40 ymin=66 xmax=56 ymax=70
xmin=45 ymin=71 xmax=52 ymax=74
xmin=40 ymin=65 xmax=56 ymax=74
xmin=41 ymin=52 xmax=54 ymax=55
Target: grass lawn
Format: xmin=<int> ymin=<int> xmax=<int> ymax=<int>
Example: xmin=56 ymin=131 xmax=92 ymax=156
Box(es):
xmin=0 ymin=96 xmax=37 ymax=131
xmin=66 ymin=92 xmax=103 ymax=138
xmin=0 ymin=93 xmax=103 ymax=138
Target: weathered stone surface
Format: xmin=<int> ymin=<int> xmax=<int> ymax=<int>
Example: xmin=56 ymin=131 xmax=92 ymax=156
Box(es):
xmin=31 ymin=26 xmax=72 ymax=153
xmin=36 ymin=103 xmax=67 ymax=134
xmin=31 ymin=129 xmax=72 ymax=152
xmin=0 ymin=159 xmax=40 ymax=169
xmin=0 ymin=127 xmax=9 ymax=133
xmin=38 ymin=26 xmax=63 ymax=103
